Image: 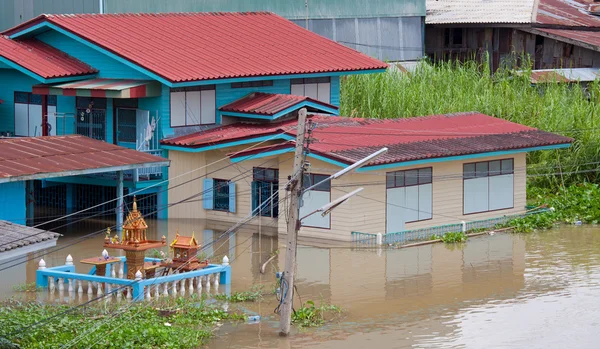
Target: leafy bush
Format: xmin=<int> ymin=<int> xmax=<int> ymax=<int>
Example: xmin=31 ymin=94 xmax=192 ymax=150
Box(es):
xmin=440 ymin=232 xmax=468 ymax=243
xmin=506 ymin=212 xmax=556 ymax=233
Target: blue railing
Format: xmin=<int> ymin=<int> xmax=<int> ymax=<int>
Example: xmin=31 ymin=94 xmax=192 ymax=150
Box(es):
xmin=353 ymin=208 xmax=550 ymax=247
xmin=36 ymin=256 xmax=231 ymax=301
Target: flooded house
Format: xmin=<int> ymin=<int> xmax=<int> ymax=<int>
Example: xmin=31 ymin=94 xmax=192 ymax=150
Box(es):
xmin=162 ymin=112 xmax=572 ymax=242
xmin=426 ymin=0 xmax=600 ymax=71
xmin=0 ymin=12 xmax=386 ymax=224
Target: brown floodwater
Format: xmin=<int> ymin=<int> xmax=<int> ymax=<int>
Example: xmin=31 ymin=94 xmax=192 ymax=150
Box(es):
xmin=4 ymin=219 xmax=600 ymax=348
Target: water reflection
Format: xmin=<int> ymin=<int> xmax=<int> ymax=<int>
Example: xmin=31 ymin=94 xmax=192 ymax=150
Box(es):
xmin=4 ymin=221 xmax=600 ymax=349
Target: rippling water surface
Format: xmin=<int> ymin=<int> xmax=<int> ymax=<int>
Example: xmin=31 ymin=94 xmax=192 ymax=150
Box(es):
xmin=4 ymin=220 xmax=600 ymax=349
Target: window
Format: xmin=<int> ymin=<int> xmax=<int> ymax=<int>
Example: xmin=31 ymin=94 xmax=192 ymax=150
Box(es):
xmin=170 ymin=85 xmax=216 ymax=127
xmin=115 ymin=98 xmax=139 ymax=143
xmin=252 ymin=168 xmax=279 ymax=217
xmin=231 ymin=80 xmax=273 ymax=88
xmin=386 ymin=167 xmax=432 ymax=233
xmin=76 ymin=97 xmax=107 ymax=140
xmin=299 ymin=173 xmax=331 ymax=229
xmin=463 ymin=159 xmax=514 ymax=214
xmin=291 ymin=77 xmax=331 ymax=103
xmin=202 ymin=178 xmax=236 ymax=213
xmin=213 ymin=179 xmax=230 ymax=211
xmin=444 ymin=28 xmax=465 ymax=48
xmin=14 ymin=92 xmax=58 ymax=137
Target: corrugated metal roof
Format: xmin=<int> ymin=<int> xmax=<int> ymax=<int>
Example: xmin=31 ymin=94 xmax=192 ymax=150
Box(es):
xmin=104 ymin=0 xmax=426 ymax=20
xmin=536 ymin=0 xmax=600 ymax=27
xmin=0 ymin=35 xmax=97 ymax=79
xmin=519 ymin=67 xmax=600 ymax=83
xmin=0 ymin=135 xmax=169 ymax=182
xmin=164 ymin=113 xmax=572 ymax=166
xmin=536 ymin=28 xmax=600 ymax=49
xmin=220 ymin=93 xmax=338 ymax=116
xmin=426 ymin=0 xmax=535 ymax=24
xmin=0 ymin=220 xmax=59 ymax=253
xmin=4 ymin=13 xmax=387 ymax=83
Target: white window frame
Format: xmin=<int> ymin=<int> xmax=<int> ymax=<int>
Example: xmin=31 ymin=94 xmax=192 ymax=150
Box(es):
xmin=300 ymin=173 xmax=331 ymax=229
xmin=170 ymin=85 xmax=216 ymax=127
xmin=463 ymin=159 xmax=514 ymax=215
xmin=290 ymin=77 xmax=331 ymax=104
xmin=386 ymin=167 xmax=433 ymax=234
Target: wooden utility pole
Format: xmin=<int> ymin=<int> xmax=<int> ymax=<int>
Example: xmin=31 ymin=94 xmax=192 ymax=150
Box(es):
xmin=279 ymin=108 xmax=308 ymax=336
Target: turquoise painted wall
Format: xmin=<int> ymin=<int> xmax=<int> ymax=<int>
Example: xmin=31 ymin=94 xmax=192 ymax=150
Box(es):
xmin=212 ymin=78 xmax=340 ymax=123
xmin=0 ymin=69 xmax=38 ymax=135
xmin=0 ymin=181 xmax=26 ymax=224
xmin=215 ymin=79 xmax=291 ymax=124
xmin=55 ymin=96 xmax=76 ymax=136
xmin=139 ymin=94 xmax=171 ymax=139
xmin=35 ymin=30 xmax=151 ymax=80
xmin=330 ymin=76 xmax=340 ymax=106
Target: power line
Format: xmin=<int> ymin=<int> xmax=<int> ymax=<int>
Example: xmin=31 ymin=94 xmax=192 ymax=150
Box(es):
xmin=8 ymin=172 xmax=291 ymax=343
xmin=27 ymin=129 xmax=292 ymax=232
xmin=0 ymin=132 xmax=294 ymax=250
xmin=62 ymin=187 xmax=289 ymax=349
xmin=0 ymin=144 xmax=294 ymax=271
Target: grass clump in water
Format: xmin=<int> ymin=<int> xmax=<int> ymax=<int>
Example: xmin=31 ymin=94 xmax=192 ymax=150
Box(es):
xmin=12 ymin=283 xmax=42 ymax=293
xmin=291 ymin=300 xmax=342 ymax=328
xmin=214 ymin=285 xmax=264 ymax=302
xmin=0 ymin=296 xmax=243 ymax=349
xmin=431 ymin=231 xmax=468 ymax=243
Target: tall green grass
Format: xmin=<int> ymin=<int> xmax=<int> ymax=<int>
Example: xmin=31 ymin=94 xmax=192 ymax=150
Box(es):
xmin=340 ymin=59 xmax=600 ymax=188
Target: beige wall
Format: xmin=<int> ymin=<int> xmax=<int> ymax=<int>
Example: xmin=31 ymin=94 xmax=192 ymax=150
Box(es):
xmin=169 ymin=148 xmax=527 ymax=242
xmin=168 ymin=144 xmax=281 ymax=228
xmin=278 ymin=152 xmax=527 ymax=242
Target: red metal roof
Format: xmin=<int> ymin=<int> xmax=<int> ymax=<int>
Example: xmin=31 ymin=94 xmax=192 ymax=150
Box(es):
xmin=0 ymin=36 xmax=96 ymax=79
xmin=220 ymin=93 xmax=338 ymax=116
xmin=536 ymin=0 xmax=600 ymax=27
xmin=4 ymin=13 xmax=387 ymax=83
xmin=535 ymin=28 xmax=600 ymax=49
xmin=163 ymin=112 xmax=572 ymax=166
xmin=0 ymin=135 xmax=169 ymax=182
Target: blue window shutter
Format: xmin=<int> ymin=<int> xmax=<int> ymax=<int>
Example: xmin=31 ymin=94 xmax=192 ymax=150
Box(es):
xmin=229 ymin=182 xmax=236 ymax=213
xmin=251 ymin=181 xmax=258 ymax=212
xmin=203 ymin=178 xmax=214 ymax=210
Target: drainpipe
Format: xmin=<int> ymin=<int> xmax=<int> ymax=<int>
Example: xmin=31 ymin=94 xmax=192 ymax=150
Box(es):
xmin=41 ymin=95 xmax=48 ymax=136
xmin=99 ymin=0 xmax=104 ymax=14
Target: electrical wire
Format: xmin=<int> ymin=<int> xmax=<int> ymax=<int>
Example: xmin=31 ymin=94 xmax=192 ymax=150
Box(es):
xmin=0 ymin=135 xmax=295 ymax=251
xmin=0 ymin=146 xmax=295 ymax=271
xmin=26 ymin=129 xmax=293 ymax=231
xmin=66 ymin=191 xmax=290 ymax=349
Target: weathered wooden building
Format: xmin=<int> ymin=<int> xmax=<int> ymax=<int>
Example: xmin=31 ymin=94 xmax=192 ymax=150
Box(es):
xmin=426 ymin=0 xmax=600 ymax=71
xmin=0 ymin=0 xmax=426 ymax=62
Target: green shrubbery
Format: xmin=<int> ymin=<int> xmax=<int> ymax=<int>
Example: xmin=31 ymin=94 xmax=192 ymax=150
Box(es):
xmin=0 ymin=297 xmax=243 ymax=349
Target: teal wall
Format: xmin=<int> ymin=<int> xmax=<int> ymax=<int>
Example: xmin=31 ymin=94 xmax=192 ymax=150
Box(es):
xmin=35 ymin=30 xmax=151 ymax=80
xmin=0 ymin=181 xmax=26 ymax=224
xmin=139 ymin=93 xmax=172 ymax=139
xmin=0 ymin=69 xmax=38 ymax=135
xmin=105 ymin=0 xmax=425 ymax=18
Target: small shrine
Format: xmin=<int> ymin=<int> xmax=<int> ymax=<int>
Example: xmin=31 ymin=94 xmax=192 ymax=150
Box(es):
xmin=162 ymin=232 xmax=208 ymax=272
xmin=104 ymin=196 xmax=165 ymax=279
